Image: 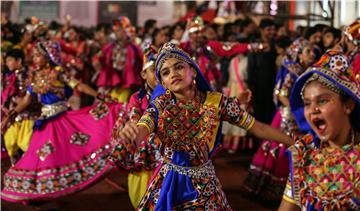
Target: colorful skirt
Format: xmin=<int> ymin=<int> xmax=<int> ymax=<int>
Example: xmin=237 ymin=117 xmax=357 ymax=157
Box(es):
xmin=242 ymin=111 xmax=289 ymax=202
xmin=138 ymin=160 xmax=232 ymax=210
xmin=1 ymin=102 xmax=123 ymax=202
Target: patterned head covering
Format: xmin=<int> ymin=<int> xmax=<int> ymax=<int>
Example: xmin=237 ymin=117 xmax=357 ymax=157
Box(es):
xmin=152 ymin=42 xmax=211 ymax=100
xmin=283 ymin=37 xmax=311 ymax=75
xmin=188 ymin=16 xmax=204 ymax=34
xmin=290 ymin=50 xmax=360 ymax=132
xmin=344 ymin=20 xmax=360 ymax=46
xmin=35 ymin=41 xmax=62 ymax=66
xmin=143 ymin=45 xmax=157 ymax=71
xmin=112 ymin=16 xmax=135 ymax=38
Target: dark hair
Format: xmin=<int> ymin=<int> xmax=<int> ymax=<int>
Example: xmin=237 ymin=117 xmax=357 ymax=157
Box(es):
xmin=151 ymin=28 xmax=161 ymax=44
xmin=314 ymin=23 xmax=329 ymax=33
xmin=339 ymin=92 xmax=359 ymax=132
xmin=96 ymin=23 xmax=111 ymax=34
xmin=242 ymin=18 xmax=254 ymax=29
xmin=144 ymin=19 xmax=157 ymax=34
xmin=275 ymin=36 xmax=292 ymax=49
xmin=304 ymin=27 xmax=320 ymax=40
xmin=259 ymin=18 xmax=275 ymax=29
xmin=323 ymin=27 xmax=341 ymax=40
xmin=49 ymin=21 xmax=62 ymax=31
xmin=6 ymin=49 xmax=25 ymax=65
xmin=169 ymin=22 xmax=186 ymax=38
xmin=234 ymin=18 xmax=243 ymax=28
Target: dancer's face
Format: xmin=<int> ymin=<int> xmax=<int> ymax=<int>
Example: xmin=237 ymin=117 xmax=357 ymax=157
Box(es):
xmin=113 ymin=26 xmax=127 ymax=42
xmin=6 ymin=56 xmax=22 ymax=71
xmin=32 ymin=49 xmax=48 ymax=68
xmin=299 ymin=45 xmax=315 ymax=67
xmin=159 ymin=57 xmax=196 ymax=93
xmin=303 ymin=81 xmax=354 ymax=142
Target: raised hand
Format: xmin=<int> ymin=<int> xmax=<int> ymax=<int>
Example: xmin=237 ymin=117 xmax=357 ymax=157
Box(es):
xmin=238 ymin=89 xmax=252 ymax=105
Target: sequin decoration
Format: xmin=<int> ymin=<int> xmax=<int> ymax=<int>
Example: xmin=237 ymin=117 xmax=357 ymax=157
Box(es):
xmin=329 ymin=55 xmax=348 ymax=74
xmin=36 ymin=140 xmax=55 ymax=161
xmin=90 ymin=103 xmax=110 ymax=120
xmin=70 ymin=132 xmax=90 ymax=146
xmin=288 ymin=133 xmax=360 ymax=210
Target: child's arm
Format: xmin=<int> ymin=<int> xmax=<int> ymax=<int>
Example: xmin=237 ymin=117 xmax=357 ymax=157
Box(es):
xmin=221 ymin=95 xmax=291 ymax=145
xmin=249 ymin=121 xmax=292 ymax=145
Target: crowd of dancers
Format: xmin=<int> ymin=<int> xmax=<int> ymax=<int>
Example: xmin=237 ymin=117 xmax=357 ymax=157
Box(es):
xmin=1 ymin=13 xmax=359 ymax=210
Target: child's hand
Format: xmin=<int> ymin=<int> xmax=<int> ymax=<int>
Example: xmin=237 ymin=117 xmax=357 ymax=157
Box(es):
xmin=238 ymin=89 xmax=252 ymax=105
xmin=119 ymin=122 xmax=140 ymax=145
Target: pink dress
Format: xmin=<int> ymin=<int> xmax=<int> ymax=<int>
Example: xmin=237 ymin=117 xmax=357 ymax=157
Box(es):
xmin=1 ymin=67 xmax=123 ymax=202
xmin=95 ymin=42 xmax=143 ymax=89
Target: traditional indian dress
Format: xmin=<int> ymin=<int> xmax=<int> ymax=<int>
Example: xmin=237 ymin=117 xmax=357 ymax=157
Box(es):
xmin=133 ymin=42 xmax=256 ymax=210
xmin=109 ymin=88 xmax=162 ymax=208
xmin=95 ymin=17 xmax=143 ymax=103
xmin=283 ymin=50 xmax=360 ymax=210
xmin=1 ymin=43 xmax=123 ymax=202
xmin=2 ymin=67 xmax=40 ymax=158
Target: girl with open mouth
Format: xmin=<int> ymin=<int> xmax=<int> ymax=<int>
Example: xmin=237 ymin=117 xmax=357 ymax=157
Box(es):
xmin=279 ymin=50 xmax=360 ymax=210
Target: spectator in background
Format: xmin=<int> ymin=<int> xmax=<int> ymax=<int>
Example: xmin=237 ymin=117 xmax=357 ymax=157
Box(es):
xmin=202 ymin=24 xmax=218 ymax=41
xmin=141 ymin=19 xmax=157 ymax=50
xmin=238 ymin=18 xmax=258 ymax=42
xmin=322 ymin=27 xmax=341 ymax=50
xmin=305 ymin=26 xmax=322 ymax=60
xmin=151 ymin=27 xmax=170 ymax=50
xmin=169 ymin=22 xmax=185 ymax=45
xmin=247 ymin=18 xmax=277 ymax=125
xmin=275 ymin=36 xmax=292 ymax=71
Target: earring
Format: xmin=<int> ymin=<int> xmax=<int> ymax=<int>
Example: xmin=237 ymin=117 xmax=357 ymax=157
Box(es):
xmin=193 ymin=79 xmax=196 ymax=85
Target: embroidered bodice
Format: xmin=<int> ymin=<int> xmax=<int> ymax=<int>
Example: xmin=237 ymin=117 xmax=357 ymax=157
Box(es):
xmin=111 ymin=42 xmax=128 ymax=72
xmin=28 ymin=66 xmax=78 ymax=105
xmin=285 ymin=133 xmax=360 ymax=210
xmin=138 ymin=91 xmax=254 ymax=166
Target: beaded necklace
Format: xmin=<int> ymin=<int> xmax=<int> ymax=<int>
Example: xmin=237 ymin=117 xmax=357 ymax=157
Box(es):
xmin=30 ymin=66 xmax=59 ymax=94
xmin=112 ymin=42 xmax=127 ymax=71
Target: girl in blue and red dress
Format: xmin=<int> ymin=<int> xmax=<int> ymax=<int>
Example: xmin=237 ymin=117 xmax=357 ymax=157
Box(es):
xmin=117 ymin=42 xmax=291 ymax=210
